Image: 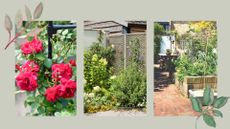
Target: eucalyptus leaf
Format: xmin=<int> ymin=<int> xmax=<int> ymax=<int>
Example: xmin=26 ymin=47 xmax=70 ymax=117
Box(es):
xmin=213 ymin=110 xmax=223 ymax=118
xmin=203 ymin=114 xmax=216 ymax=128
xmin=25 ymin=5 xmax=32 ymax=21
xmin=4 ymin=14 xmax=13 ymax=35
xmin=33 ymin=2 xmax=43 ymax=19
xmin=15 ymin=9 xmax=23 ymax=29
xmin=203 ymin=86 xmax=214 ymax=106
xmin=213 ymin=97 xmax=229 ymax=109
xmin=190 ymin=96 xmax=202 ymax=112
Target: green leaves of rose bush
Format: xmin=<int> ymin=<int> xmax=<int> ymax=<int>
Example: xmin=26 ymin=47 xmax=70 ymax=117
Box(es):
xmin=190 ymin=86 xmax=229 ymax=128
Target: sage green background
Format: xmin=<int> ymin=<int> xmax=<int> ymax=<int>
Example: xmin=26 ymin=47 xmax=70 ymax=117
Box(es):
xmin=0 ymin=0 xmax=229 ymax=129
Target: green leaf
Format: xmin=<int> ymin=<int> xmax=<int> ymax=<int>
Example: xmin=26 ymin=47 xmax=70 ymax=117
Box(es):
xmin=31 ymin=103 xmax=39 ymax=112
xmin=62 ymin=29 xmax=68 ymax=35
xmin=26 ymin=96 xmax=35 ymax=103
xmin=57 ymin=57 xmax=64 ymax=63
xmin=213 ymin=97 xmax=229 ymax=109
xmin=27 ymin=36 xmax=34 ymax=41
xmin=56 ymin=102 xmax=62 ymax=110
xmin=33 ymin=2 xmax=43 ymax=19
xmin=37 ymin=106 xmax=45 ymax=114
xmin=54 ymin=110 xmax=74 ymax=116
xmin=44 ymin=59 xmax=52 ymax=68
xmin=203 ymin=114 xmax=216 ymax=128
xmin=213 ymin=110 xmax=223 ymax=118
xmin=190 ymin=97 xmax=202 ymax=112
xmin=35 ymin=53 xmax=46 ymax=61
xmin=203 ymin=86 xmax=214 ymax=106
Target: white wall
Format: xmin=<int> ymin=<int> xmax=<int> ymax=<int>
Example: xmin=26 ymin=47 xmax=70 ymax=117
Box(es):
xmin=84 ymin=30 xmax=106 ymax=49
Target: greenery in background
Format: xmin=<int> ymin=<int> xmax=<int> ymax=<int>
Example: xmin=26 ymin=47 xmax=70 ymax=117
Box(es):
xmin=191 ymin=86 xmax=229 ymax=128
xmin=84 ymin=33 xmax=115 ymax=113
xmin=110 ymin=39 xmax=146 ymax=108
xmin=84 ymin=36 xmax=146 ymax=113
xmin=175 ymin=21 xmax=217 ymax=83
xmin=154 ymin=23 xmax=165 ymax=63
xmin=15 ymin=21 xmax=76 ymax=116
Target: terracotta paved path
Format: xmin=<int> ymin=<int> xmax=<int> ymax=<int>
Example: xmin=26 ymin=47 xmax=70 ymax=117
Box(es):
xmin=154 ymin=64 xmax=198 ymax=116
xmin=154 ymin=84 xmax=198 ymax=116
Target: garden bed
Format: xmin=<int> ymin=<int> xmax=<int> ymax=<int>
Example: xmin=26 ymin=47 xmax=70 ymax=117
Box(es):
xmin=175 ymin=74 xmax=217 ymax=97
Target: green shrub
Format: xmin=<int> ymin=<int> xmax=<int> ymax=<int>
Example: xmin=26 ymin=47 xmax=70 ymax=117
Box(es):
xmin=110 ymin=38 xmax=146 ymax=108
xmin=84 ymin=53 xmax=110 ymax=92
xmin=84 ymin=39 xmax=115 ymax=113
xmin=110 ymin=64 xmax=146 ymax=108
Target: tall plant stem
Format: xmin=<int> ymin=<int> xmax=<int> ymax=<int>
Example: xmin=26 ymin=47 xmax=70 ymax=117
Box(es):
xmin=203 ymin=35 xmax=209 ymax=87
xmin=195 ymin=114 xmax=202 ymax=129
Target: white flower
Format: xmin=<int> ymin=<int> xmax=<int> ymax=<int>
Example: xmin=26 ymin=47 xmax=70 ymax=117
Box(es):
xmin=83 ymin=79 xmax=87 ymax=84
xmin=110 ymin=75 xmax=117 ymax=80
xmin=93 ymin=86 xmax=101 ymax=92
xmin=212 ymin=48 xmax=217 ymax=54
xmin=88 ymin=93 xmax=95 ymax=98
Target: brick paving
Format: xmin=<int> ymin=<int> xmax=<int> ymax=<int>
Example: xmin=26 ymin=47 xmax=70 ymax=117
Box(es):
xmin=154 ymin=84 xmax=199 ymax=116
xmin=154 ymin=64 xmax=199 ymax=116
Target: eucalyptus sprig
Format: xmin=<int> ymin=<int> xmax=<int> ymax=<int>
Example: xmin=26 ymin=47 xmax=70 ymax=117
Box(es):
xmin=4 ymin=2 xmax=43 ymax=49
xmin=191 ymin=86 xmax=229 ymax=128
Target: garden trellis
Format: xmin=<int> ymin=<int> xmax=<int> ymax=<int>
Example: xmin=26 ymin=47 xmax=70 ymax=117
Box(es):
xmin=108 ymin=32 xmax=146 ymax=73
xmin=47 ymin=21 xmax=76 ymax=59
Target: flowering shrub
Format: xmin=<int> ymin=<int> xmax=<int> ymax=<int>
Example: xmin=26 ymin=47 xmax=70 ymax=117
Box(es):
xmin=15 ymin=21 xmax=76 ymax=116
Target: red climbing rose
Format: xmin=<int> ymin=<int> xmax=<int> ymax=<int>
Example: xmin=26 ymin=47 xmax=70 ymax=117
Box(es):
xmin=52 ymin=63 xmax=72 ymax=82
xmin=21 ymin=36 xmax=43 ymax=55
xmin=59 ymin=78 xmax=76 ymax=98
xmin=44 ymin=85 xmax=61 ymax=102
xmin=20 ymin=61 xmax=40 ymax=73
xmin=69 ymin=60 xmax=76 ymax=67
xmin=16 ymin=72 xmax=38 ymax=91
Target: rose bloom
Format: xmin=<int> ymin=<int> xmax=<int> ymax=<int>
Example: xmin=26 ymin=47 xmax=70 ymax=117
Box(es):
xmin=59 ymin=78 xmax=76 ymax=98
xmin=45 ymin=85 xmax=61 ymax=102
xmin=44 ymin=85 xmax=61 ymax=102
xmin=69 ymin=60 xmax=76 ymax=67
xmin=20 ymin=61 xmax=40 ymax=73
xmin=52 ymin=63 xmax=72 ymax=82
xmin=15 ymin=64 xmax=21 ymax=71
xmin=16 ymin=72 xmax=38 ymax=91
xmin=21 ymin=36 xmax=43 ymax=55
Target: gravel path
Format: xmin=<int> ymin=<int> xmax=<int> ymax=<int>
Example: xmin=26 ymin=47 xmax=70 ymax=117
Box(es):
xmin=86 ymin=109 xmax=147 ymax=116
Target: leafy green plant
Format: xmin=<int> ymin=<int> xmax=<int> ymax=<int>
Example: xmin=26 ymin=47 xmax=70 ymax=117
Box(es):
xmin=110 ymin=39 xmax=146 ymax=108
xmin=110 ymin=64 xmax=146 ymax=108
xmin=84 ymin=32 xmax=116 ymax=113
xmin=190 ymin=86 xmax=229 ymax=128
xmin=84 ymin=53 xmax=110 ymax=93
